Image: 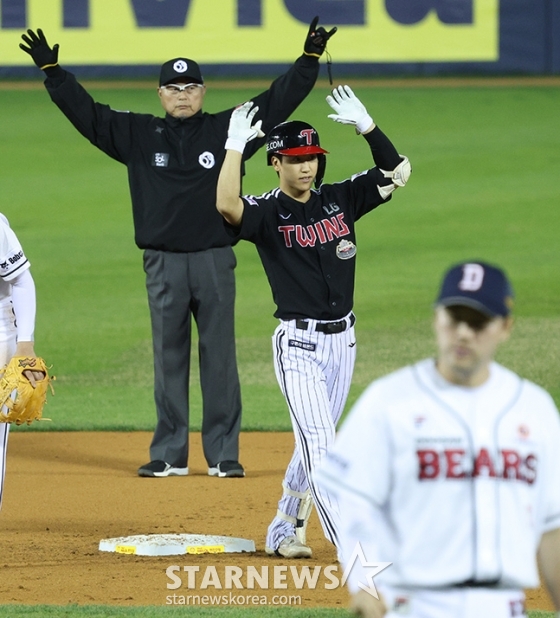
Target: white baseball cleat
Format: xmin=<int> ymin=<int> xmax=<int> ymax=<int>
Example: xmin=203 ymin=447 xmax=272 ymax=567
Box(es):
xmin=265 ymin=535 xmax=312 ymax=559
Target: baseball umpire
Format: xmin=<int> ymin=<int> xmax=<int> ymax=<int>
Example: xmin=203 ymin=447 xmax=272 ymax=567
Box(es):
xmin=216 ymin=86 xmax=411 ymax=556
xmin=19 ymin=19 xmax=336 ymax=479
xmin=316 ymin=261 xmax=560 ymax=618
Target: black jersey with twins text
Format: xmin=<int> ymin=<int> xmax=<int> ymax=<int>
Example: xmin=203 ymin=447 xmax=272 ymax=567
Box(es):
xmin=228 ymin=128 xmax=401 ymax=321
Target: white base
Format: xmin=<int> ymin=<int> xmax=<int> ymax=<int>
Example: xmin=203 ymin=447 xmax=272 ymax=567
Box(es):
xmin=99 ymin=533 xmax=256 ymax=556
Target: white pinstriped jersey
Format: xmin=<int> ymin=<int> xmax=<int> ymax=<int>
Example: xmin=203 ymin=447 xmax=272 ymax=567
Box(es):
xmin=317 ymin=358 xmax=560 ymax=591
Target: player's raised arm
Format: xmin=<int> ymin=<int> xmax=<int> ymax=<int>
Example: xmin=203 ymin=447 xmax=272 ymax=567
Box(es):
xmin=326 ymin=84 xmax=375 ymax=134
xmin=217 ymin=102 xmax=264 ymax=226
xmin=327 ymin=85 xmax=411 ymax=198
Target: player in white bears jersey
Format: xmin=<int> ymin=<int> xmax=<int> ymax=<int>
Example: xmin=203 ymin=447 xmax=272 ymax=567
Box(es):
xmin=0 ymin=213 xmax=44 ymax=510
xmin=216 ymin=86 xmax=411 ymax=558
xmin=316 ymin=261 xmax=560 ymax=618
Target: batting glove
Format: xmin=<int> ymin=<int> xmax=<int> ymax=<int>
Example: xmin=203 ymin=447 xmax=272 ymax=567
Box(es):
xmin=304 ymin=16 xmax=337 ymax=57
xmin=326 ymin=85 xmax=374 ymax=134
xmin=19 ymin=28 xmax=59 ymax=70
xmin=225 ymin=102 xmax=265 ymax=154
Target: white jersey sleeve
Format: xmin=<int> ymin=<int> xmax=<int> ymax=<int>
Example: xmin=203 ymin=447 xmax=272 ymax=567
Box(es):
xmin=0 ymin=214 xmax=35 ymax=339
xmin=11 ymin=269 xmax=36 ymax=341
xmin=0 ymin=214 xmax=30 ymax=286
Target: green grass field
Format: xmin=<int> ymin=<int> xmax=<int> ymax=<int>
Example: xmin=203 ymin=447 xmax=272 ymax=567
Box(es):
xmin=1 ymin=79 xmax=559 ymax=616
xmin=3 ymin=79 xmax=558 ymax=432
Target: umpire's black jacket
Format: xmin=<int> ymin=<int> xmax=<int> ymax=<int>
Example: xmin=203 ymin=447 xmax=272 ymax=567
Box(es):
xmin=42 ymin=56 xmax=320 ymax=252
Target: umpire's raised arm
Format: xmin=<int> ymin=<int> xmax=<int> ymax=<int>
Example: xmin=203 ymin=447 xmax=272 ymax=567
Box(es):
xmin=20 ymin=28 xmax=134 ymax=162
xmin=242 ymin=16 xmax=337 ymax=158
xmin=19 ymin=28 xmax=59 ymax=70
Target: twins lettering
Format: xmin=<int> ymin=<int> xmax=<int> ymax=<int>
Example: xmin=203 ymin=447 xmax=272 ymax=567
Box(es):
xmin=278 ymin=214 xmax=350 ymax=248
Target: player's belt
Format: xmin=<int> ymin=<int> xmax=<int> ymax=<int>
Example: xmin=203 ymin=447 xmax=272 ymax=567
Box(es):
xmin=295 ymin=313 xmax=356 ymax=335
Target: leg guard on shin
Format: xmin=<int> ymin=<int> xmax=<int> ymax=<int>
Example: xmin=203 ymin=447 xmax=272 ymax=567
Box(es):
xmin=275 ymin=482 xmax=314 ymax=546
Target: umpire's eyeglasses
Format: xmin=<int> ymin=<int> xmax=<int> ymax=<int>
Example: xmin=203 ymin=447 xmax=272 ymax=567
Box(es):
xmin=160 ymin=83 xmax=203 ymax=96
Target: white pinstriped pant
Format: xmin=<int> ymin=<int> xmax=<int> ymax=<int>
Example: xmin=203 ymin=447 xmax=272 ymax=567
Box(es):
xmin=0 ymin=301 xmax=17 ymax=511
xmin=266 ymin=312 xmax=357 ymax=552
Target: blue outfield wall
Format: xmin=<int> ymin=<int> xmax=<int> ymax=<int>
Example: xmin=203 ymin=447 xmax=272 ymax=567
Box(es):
xmin=0 ymin=0 xmax=559 ymax=79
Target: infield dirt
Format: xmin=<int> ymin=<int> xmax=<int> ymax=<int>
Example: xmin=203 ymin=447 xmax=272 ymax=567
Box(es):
xmin=0 ymin=431 xmax=554 ymax=611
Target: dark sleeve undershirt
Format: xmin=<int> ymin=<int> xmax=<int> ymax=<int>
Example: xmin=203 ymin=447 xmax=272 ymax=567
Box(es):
xmin=363 ymin=125 xmax=402 ymax=170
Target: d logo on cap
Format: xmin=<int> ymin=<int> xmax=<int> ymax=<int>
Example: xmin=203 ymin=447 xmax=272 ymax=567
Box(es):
xmin=436 ymin=261 xmax=514 ymax=317
xmin=458 ymin=263 xmax=485 ymax=291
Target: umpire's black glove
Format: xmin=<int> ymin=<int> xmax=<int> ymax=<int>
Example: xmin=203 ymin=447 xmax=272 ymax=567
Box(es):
xmin=304 ymin=16 xmax=337 ymax=57
xmin=19 ymin=28 xmax=59 ymax=70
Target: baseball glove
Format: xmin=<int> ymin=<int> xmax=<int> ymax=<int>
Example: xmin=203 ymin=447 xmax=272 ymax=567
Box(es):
xmin=0 ymin=356 xmax=53 ymax=425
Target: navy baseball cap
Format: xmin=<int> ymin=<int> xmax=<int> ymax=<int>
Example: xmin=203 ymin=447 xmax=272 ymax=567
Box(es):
xmin=436 ymin=261 xmax=514 ymax=317
xmin=159 ymin=58 xmax=204 ymax=86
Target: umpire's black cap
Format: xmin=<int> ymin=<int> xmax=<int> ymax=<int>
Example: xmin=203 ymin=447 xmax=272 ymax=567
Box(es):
xmin=159 ymin=58 xmax=204 ymax=86
xmin=436 ymin=261 xmax=514 ymax=317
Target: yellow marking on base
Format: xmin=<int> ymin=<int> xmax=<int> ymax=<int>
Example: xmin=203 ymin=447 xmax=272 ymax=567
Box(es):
xmin=186 ymin=545 xmax=226 ymax=554
xmin=115 ymin=545 xmax=137 ymax=554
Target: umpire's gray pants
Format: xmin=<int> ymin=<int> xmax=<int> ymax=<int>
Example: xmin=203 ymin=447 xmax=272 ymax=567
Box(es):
xmin=143 ymin=246 xmax=242 ymax=468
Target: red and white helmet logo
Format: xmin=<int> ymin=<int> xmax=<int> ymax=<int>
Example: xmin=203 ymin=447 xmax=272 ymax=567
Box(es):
xmin=299 ymin=128 xmax=315 ymax=145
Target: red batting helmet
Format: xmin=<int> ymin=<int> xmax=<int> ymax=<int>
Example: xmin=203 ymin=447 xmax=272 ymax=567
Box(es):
xmin=266 ymin=120 xmax=328 ymax=187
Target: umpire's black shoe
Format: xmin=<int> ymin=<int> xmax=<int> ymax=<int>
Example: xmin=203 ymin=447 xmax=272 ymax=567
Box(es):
xmin=208 ymin=461 xmax=245 ymax=478
xmin=138 ymin=460 xmax=189 ymax=477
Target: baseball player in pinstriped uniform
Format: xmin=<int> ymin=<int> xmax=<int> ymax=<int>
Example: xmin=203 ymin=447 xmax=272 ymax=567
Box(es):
xmin=316 ymin=262 xmax=560 ymax=618
xmin=0 ymin=214 xmax=44 ymax=510
xmin=216 ymin=86 xmax=411 ymax=558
